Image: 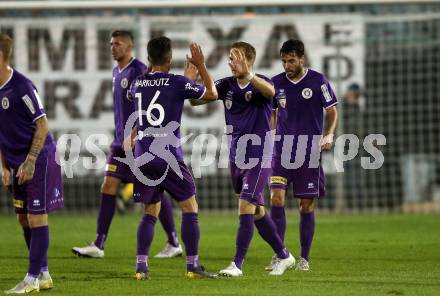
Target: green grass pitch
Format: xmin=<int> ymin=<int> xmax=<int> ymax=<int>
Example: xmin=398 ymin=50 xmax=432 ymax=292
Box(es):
xmin=1 ymin=213 xmax=439 ymax=295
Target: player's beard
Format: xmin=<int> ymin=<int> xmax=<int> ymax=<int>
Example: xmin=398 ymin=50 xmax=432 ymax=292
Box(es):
xmin=287 ymin=67 xmax=303 ymax=80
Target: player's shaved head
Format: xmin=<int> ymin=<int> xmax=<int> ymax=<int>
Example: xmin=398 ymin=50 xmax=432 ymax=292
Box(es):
xmin=111 ymin=30 xmax=134 ymax=43
xmin=0 ymin=32 xmax=13 ymax=63
xmin=280 ymin=39 xmax=305 ymax=57
xmin=147 ymin=36 xmax=172 ymax=66
xmin=231 ymin=41 xmax=256 ymax=64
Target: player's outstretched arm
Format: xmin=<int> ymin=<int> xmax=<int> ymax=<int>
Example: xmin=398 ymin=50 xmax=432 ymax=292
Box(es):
xmin=16 ymin=116 xmax=49 ymax=185
xmin=187 ymin=43 xmax=218 ymax=101
xmin=320 ymin=106 xmax=338 ymax=151
xmin=230 ymin=48 xmax=275 ymax=99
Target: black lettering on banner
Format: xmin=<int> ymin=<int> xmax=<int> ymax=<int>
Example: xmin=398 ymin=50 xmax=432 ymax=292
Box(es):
xmin=323 ymin=55 xmax=353 ymax=81
xmin=89 ymin=80 xmax=113 ymax=118
xmin=28 ymin=28 xmax=86 ymax=71
xmin=323 ymin=22 xmax=355 ymax=81
xmin=259 ymin=24 xmax=309 ymax=68
xmin=205 ymin=26 xmax=246 ymax=68
xmin=44 ymin=80 xmax=83 ymax=119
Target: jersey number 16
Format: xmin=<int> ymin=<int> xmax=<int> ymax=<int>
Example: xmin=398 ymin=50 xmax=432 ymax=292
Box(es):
xmin=135 ymin=90 xmax=165 ymax=126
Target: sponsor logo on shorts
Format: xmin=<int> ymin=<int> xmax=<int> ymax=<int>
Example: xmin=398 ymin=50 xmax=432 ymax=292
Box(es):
xmin=105 ymin=164 xmax=117 ymax=172
xmin=243 ymin=183 xmax=249 ymax=190
xmin=13 ymin=199 xmax=24 ymax=208
xmin=302 ymin=88 xmax=313 ymax=99
xmin=308 ymin=182 xmax=315 ymax=189
xmin=54 ymin=188 xmax=60 ymax=198
xmin=33 ymin=199 xmax=41 ymax=207
xmin=1 ymin=97 xmax=9 ymax=109
xmin=270 ymin=176 xmax=287 ymax=185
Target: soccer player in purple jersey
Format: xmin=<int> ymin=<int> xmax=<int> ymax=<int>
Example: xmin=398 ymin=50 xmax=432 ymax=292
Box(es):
xmin=72 ymin=30 xmax=182 ymax=259
xmin=128 ymin=36 xmax=218 ymax=279
xmin=0 ymin=33 xmax=64 ymax=294
xmin=268 ymin=39 xmax=338 ymax=271
xmin=192 ymin=42 xmax=294 ymax=276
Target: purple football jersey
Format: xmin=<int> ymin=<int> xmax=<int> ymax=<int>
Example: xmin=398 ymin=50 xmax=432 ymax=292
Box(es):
xmin=272 ymin=69 xmax=338 ymax=161
xmin=129 ymin=71 xmax=206 ymax=161
xmin=112 ymin=58 xmax=147 ymax=148
xmin=216 ymin=75 xmax=273 ymax=164
xmin=0 ymin=69 xmax=56 ymax=169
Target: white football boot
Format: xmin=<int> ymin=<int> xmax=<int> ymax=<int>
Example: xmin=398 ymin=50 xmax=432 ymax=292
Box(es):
xmin=72 ymin=242 xmax=104 ymax=258
xmin=269 ymin=253 xmax=295 ymax=276
xmin=218 ymin=262 xmax=243 ymax=277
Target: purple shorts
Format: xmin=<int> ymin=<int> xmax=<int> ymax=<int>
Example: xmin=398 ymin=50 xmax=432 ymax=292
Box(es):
xmin=270 ymin=158 xmax=326 ymax=198
xmin=133 ymin=158 xmax=196 ymax=205
xmin=105 ymin=145 xmax=134 ymax=183
xmin=12 ymin=150 xmax=64 ymax=214
xmin=229 ymin=161 xmax=271 ymax=206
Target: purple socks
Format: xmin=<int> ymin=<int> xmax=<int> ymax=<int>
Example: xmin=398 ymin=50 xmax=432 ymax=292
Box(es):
xmin=299 ymin=212 xmax=315 ymax=261
xmin=233 ymin=214 xmax=254 ymax=270
xmin=181 ymin=213 xmax=200 ymax=271
xmin=28 ymin=226 xmax=49 ymax=278
xmin=136 ymin=215 xmax=157 ymax=272
xmin=270 ymin=206 xmax=286 ymax=242
xmin=254 ymin=214 xmax=288 ymax=259
xmin=95 ymin=193 xmax=116 ymax=249
xmin=159 ymin=197 xmax=179 ymax=247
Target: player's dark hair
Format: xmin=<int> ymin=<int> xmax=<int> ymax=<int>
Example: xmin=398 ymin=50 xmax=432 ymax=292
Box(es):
xmin=280 ymin=39 xmax=305 ymax=57
xmin=0 ymin=32 xmax=13 ymax=62
xmin=231 ymin=41 xmax=256 ymax=62
xmin=111 ymin=30 xmax=134 ymax=42
xmin=147 ymin=36 xmax=172 ymax=65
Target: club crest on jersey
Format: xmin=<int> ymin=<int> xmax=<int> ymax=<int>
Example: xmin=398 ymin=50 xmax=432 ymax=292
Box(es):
xmin=121 ymin=78 xmax=129 ymax=89
xmin=302 ymin=88 xmax=313 ymax=99
xmin=1 ymin=97 xmax=9 ymax=109
xmin=225 ymin=99 xmax=232 ymax=110
xmin=245 ymin=91 xmax=253 ymax=102
xmin=277 ymin=90 xmax=286 ymax=108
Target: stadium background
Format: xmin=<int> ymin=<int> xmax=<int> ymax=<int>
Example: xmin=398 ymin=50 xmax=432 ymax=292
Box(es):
xmin=0 ymin=0 xmax=439 ymax=214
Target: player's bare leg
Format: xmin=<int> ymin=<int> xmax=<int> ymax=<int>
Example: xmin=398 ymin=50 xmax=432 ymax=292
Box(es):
xmin=72 ymin=176 xmax=120 ymax=258
xmin=135 ymin=201 xmax=161 ymax=280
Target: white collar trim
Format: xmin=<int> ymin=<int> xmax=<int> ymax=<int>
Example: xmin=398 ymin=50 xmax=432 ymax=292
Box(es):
xmin=236 ymin=78 xmax=250 ymax=90
xmin=286 ymin=68 xmax=308 ymax=85
xmin=118 ymin=57 xmax=135 ymax=73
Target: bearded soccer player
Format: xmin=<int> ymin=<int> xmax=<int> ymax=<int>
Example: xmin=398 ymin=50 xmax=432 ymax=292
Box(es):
xmin=0 ymin=32 xmax=64 ymax=294
xmin=129 ymin=36 xmax=217 ymax=279
xmin=269 ymin=39 xmax=338 ymax=271
xmin=72 ymin=30 xmax=182 ymax=259
xmin=192 ymin=42 xmax=294 ymax=276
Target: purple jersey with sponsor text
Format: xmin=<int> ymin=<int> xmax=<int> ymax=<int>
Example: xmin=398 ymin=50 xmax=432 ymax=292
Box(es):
xmin=0 ymin=69 xmax=56 ymax=169
xmin=272 ymin=69 xmax=338 ymax=161
xmin=112 ymin=58 xmax=147 ymax=148
xmin=129 ymin=72 xmax=206 ymax=161
xmin=216 ymin=75 xmax=273 ymax=163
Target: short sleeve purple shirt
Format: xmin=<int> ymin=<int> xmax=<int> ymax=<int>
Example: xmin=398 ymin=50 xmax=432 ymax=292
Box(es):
xmin=0 ymin=69 xmax=56 ymax=169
